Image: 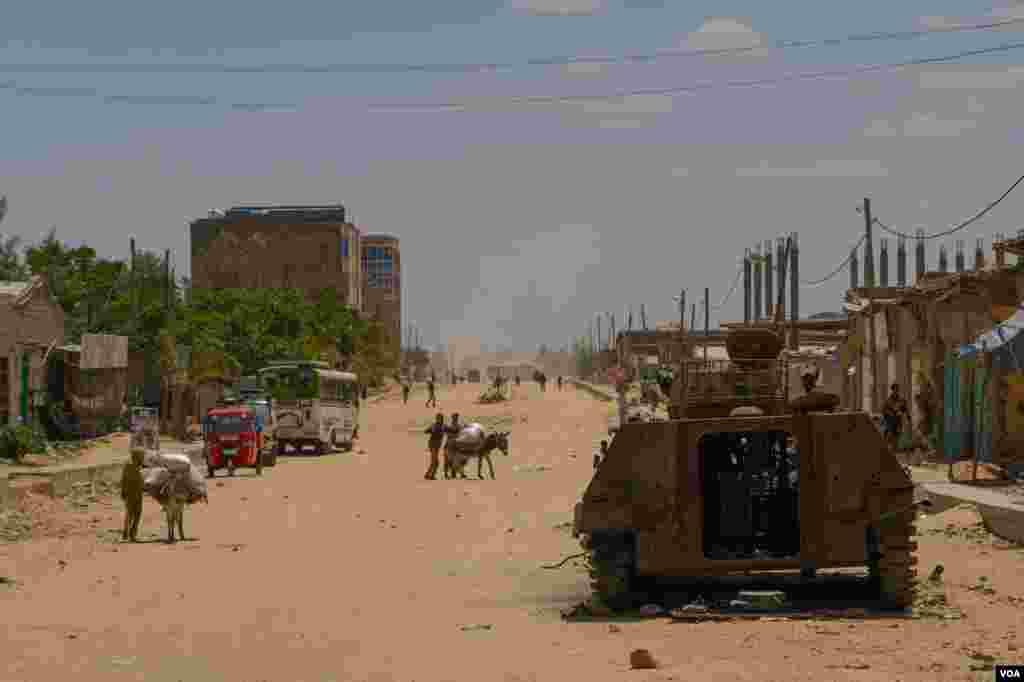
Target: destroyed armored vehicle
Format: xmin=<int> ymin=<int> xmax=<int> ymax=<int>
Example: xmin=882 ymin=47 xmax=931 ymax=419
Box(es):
xmin=573 ymin=327 xmax=917 ymax=610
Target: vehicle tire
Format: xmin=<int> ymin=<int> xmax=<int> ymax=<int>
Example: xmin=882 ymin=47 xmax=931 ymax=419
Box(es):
xmin=207 ymin=462 xmax=215 ymax=479
xmin=263 ymin=448 xmax=277 ymax=467
xmin=873 ymin=487 xmax=918 ymax=609
xmin=329 ymin=430 xmax=340 ymax=452
xmin=585 ymin=531 xmax=641 ymax=611
xmin=256 ymin=461 xmax=263 ymax=476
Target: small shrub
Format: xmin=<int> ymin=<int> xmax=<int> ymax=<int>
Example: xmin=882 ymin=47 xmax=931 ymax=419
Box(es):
xmin=0 ymin=425 xmax=47 ymax=463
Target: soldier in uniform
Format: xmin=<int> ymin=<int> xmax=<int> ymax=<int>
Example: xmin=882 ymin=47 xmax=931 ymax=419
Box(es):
xmin=121 ymin=448 xmax=145 ymax=542
xmin=425 ymin=377 xmax=438 ymax=408
xmin=423 ymin=413 xmax=446 ymax=480
xmin=882 ymin=383 xmax=909 ymax=449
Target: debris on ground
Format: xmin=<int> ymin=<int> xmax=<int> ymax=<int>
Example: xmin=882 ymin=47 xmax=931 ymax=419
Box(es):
xmin=477 ymin=388 xmax=508 ymax=404
xmin=629 ymin=649 xmax=658 ymax=670
xmin=459 ymin=624 xmax=493 ymax=631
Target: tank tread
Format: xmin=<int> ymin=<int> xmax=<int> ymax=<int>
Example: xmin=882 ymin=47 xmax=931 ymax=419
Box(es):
xmin=584 ymin=531 xmax=641 ymax=611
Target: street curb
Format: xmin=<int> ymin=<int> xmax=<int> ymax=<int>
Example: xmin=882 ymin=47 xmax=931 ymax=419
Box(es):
xmin=1 ymin=462 xmax=126 ymax=509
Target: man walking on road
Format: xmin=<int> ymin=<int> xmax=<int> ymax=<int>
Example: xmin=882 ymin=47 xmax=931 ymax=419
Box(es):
xmin=557 ymin=375 xmax=563 ymax=391
xmin=425 ymin=377 xmax=437 ymax=408
xmin=423 ymin=413 xmax=446 ymax=480
xmin=120 ymin=448 xmax=145 ymax=542
xmin=443 ymin=412 xmax=464 ymax=479
xmin=402 ymin=380 xmax=411 ymax=405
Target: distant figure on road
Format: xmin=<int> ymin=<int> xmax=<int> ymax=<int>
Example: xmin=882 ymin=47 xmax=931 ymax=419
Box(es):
xmin=425 ymin=378 xmax=437 ymax=408
xmin=557 ymin=376 xmax=563 ymax=391
xmin=423 ymin=413 xmax=446 ymax=480
xmin=402 ymin=381 xmax=411 ymax=405
xmin=538 ymin=373 xmax=547 ymax=392
xmin=121 ymin=448 xmax=145 ymax=542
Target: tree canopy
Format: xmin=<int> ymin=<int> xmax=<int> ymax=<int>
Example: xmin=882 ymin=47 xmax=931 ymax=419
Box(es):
xmin=1 ymin=227 xmax=391 ymax=379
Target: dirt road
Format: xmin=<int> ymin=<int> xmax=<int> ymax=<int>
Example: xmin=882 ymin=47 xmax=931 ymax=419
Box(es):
xmin=2 ymin=382 xmax=1023 ymax=682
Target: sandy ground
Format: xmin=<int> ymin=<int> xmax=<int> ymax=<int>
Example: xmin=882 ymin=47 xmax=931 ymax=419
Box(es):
xmin=1 ymin=382 xmax=1023 ymax=682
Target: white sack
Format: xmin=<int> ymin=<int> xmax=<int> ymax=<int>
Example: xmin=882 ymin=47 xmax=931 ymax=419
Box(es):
xmin=156 ymin=453 xmax=192 ymax=473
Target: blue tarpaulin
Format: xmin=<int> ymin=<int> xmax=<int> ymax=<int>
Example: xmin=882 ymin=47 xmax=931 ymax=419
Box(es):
xmin=958 ymin=303 xmax=1024 ymax=358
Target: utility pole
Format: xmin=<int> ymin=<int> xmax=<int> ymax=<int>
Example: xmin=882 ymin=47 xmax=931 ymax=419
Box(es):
xmin=703 ymin=287 xmax=710 ymax=364
xmin=789 ymin=232 xmax=800 ymax=351
xmin=130 ymin=236 xmax=137 ymax=332
xmin=678 ymin=288 xmax=686 ymax=364
xmin=863 ymin=198 xmax=875 ymax=288
xmin=164 ymin=248 xmax=171 ymax=312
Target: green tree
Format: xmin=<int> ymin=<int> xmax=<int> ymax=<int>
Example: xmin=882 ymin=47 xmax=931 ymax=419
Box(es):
xmin=0 ymin=234 xmax=27 ymax=280
xmin=573 ymin=336 xmax=594 ymax=377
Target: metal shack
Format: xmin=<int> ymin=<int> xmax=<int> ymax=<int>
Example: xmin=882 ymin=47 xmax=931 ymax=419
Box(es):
xmin=0 ymin=276 xmax=66 ymax=426
xmin=54 ymin=334 xmax=129 ymax=437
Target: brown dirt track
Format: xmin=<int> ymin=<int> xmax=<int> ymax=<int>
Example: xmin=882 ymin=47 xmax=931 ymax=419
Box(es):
xmin=2 ymin=382 xmax=1023 ymax=682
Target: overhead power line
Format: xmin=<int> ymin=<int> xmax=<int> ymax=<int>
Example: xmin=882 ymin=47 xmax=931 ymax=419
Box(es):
xmin=800 ymin=234 xmax=866 ymax=288
xmin=0 ymin=16 xmax=1021 ymax=75
xmin=872 ymin=172 xmax=1024 ymax=240
xmin=4 ymin=40 xmax=1024 ymax=112
xmin=712 ymin=262 xmax=743 ymax=310
xmin=374 ymin=40 xmax=1024 ymax=110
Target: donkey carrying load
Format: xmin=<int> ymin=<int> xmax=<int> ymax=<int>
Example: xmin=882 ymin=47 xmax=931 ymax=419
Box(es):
xmin=142 ymin=452 xmax=209 ymax=543
xmin=444 ymin=423 xmax=511 ymax=480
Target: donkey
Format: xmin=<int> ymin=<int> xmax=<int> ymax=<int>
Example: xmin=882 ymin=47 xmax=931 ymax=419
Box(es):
xmin=157 ymin=475 xmax=207 ymax=543
xmin=447 ymin=431 xmax=511 ymax=480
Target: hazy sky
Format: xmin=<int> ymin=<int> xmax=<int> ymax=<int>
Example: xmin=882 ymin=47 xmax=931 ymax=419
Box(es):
xmin=2 ymin=0 xmax=1024 ymax=351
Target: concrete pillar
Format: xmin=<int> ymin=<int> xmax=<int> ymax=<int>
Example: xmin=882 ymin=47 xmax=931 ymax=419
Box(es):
xmin=955 ymin=239 xmax=965 ymax=273
xmin=743 ymin=249 xmax=752 ymax=324
xmin=765 ymin=239 xmax=774 ymax=318
xmin=938 ymin=245 xmax=949 ymax=273
xmin=915 ymin=229 xmax=926 ymax=282
xmin=879 ymin=238 xmax=889 ymax=287
xmin=850 ymin=247 xmax=860 ymax=290
xmin=897 ymin=235 xmax=907 ymax=288
xmin=753 ymin=243 xmax=763 ymax=322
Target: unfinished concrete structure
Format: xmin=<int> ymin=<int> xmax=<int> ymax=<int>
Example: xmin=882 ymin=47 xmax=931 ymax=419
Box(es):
xmin=361 ymin=233 xmax=401 ymax=353
xmin=189 ymin=205 xmax=364 ymax=311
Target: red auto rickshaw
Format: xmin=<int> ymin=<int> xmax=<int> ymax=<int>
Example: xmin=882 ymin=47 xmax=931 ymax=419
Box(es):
xmin=203 ymin=405 xmax=264 ymax=477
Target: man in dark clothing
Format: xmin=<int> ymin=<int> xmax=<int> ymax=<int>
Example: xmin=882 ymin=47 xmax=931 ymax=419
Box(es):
xmin=121 ymin=449 xmax=145 ymax=542
xmin=423 ymin=413 xmax=446 ymax=480
xmin=425 ymin=378 xmax=437 ymax=408
xmin=882 ymin=383 xmax=909 ymax=449
xmin=443 ymin=412 xmax=464 ymax=479
xmin=557 ymin=375 xmax=563 ymax=391
xmin=402 ymin=381 xmax=411 ymax=405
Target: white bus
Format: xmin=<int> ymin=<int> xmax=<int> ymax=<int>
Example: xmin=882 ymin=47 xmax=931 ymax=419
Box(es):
xmin=258 ymin=360 xmax=361 ymax=455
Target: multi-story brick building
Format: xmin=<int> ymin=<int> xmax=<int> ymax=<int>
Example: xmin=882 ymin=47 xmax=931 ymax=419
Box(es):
xmin=189 ymin=204 xmax=363 ymax=311
xmin=360 ymin=234 xmax=401 ymax=351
